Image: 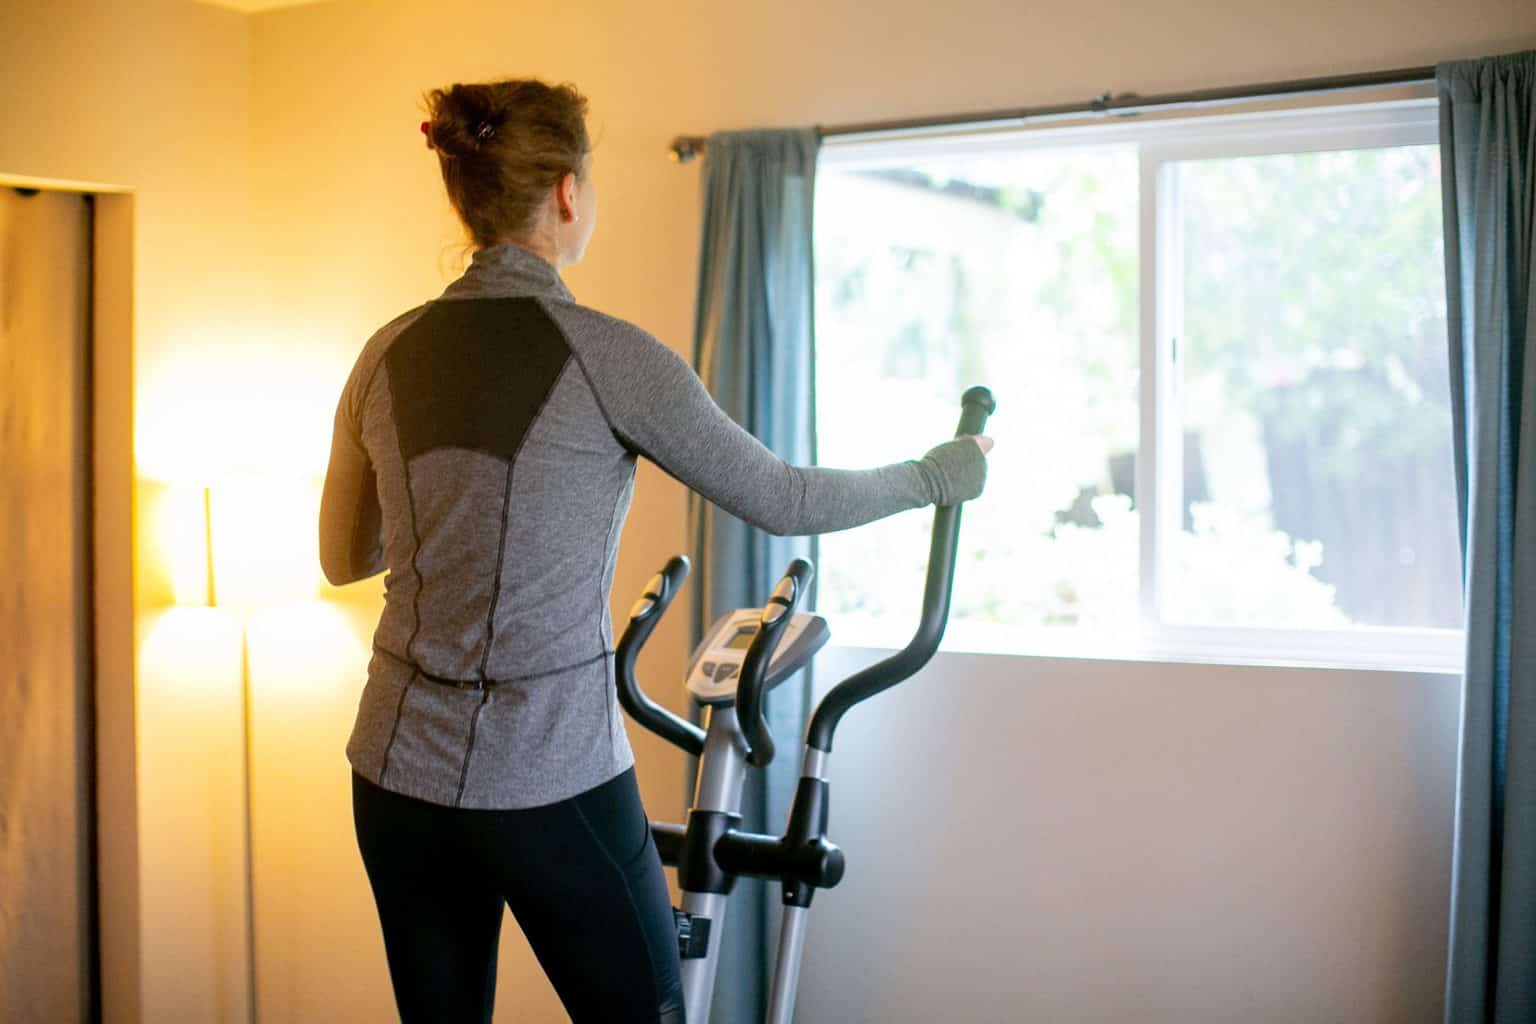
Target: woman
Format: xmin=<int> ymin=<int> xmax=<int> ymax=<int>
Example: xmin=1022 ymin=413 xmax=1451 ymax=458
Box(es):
xmin=319 ymin=77 xmax=991 ymax=1024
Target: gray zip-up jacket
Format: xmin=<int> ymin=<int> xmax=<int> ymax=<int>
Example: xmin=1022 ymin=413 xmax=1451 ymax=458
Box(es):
xmin=320 ymin=242 xmax=986 ymax=809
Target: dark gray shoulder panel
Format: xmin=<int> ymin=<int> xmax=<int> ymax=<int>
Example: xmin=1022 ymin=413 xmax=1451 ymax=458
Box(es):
xmin=384 ymin=297 xmax=572 ymax=462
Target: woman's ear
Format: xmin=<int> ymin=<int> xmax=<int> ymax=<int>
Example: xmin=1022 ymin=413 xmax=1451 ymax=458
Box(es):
xmin=560 ymin=171 xmax=578 ymax=222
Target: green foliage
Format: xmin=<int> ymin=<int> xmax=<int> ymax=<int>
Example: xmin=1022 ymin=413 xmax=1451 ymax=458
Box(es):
xmin=1180 ymin=147 xmax=1450 ymax=480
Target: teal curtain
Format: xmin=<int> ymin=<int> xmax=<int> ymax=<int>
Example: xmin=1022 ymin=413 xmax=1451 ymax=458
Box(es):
xmin=686 ymin=128 xmax=819 ymax=1023
xmin=1439 ymin=50 xmax=1536 ymax=1024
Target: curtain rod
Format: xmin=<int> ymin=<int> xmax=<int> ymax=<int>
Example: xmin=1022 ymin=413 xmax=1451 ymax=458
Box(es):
xmin=667 ymin=64 xmax=1437 ymax=163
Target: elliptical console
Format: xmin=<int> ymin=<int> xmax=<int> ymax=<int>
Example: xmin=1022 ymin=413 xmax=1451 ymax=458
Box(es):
xmin=686 ymin=606 xmax=829 ymax=705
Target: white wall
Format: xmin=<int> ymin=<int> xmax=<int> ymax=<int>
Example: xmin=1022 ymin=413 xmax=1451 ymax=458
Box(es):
xmin=798 ymin=646 xmax=1459 ymax=1022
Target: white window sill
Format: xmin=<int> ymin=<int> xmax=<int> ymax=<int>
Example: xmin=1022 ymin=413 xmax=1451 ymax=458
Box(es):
xmin=820 ymin=614 xmax=1465 ymax=676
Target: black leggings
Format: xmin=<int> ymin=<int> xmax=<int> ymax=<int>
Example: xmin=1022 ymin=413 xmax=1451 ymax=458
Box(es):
xmin=352 ymin=768 xmax=685 ymax=1023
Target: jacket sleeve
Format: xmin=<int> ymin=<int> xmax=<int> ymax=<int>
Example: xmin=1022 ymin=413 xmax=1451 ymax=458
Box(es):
xmin=319 ymin=390 xmax=385 ymax=585
xmin=564 ymin=313 xmax=986 ymax=537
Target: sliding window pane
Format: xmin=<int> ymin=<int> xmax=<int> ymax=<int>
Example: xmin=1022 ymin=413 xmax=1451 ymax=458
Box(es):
xmin=814 ymin=148 xmax=1139 ymax=640
xmin=1167 ymin=146 xmax=1459 ymax=629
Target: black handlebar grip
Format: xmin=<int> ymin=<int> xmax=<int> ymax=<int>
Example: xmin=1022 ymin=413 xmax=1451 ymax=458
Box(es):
xmin=737 ymin=558 xmax=816 ymax=769
xmin=615 ymin=556 xmax=706 ymax=756
xmin=956 ymin=385 xmax=996 ymax=438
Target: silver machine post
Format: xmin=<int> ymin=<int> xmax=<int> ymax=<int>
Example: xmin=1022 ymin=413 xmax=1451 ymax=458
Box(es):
xmin=761 ymin=745 xmax=833 ymax=1023
xmin=765 ymin=905 xmax=811 ymax=1024
xmin=678 ymin=703 xmax=751 ymax=1023
xmin=681 ymin=708 xmax=836 ymax=1021
xmin=678 ymin=890 xmax=731 ymax=1018
xmin=692 ymin=704 xmax=752 ymax=813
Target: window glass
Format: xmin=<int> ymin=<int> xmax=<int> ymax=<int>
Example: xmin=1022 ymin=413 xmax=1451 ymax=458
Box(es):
xmin=815 ymin=148 xmax=1140 ymax=636
xmin=812 ymin=112 xmax=1461 ymax=662
xmin=1168 ymin=146 xmax=1458 ymax=629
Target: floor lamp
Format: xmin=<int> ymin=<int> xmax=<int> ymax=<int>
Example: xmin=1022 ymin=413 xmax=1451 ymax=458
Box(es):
xmin=162 ymin=476 xmax=324 ymax=1024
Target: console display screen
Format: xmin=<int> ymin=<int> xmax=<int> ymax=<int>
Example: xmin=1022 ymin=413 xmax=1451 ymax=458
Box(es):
xmin=725 ymin=627 xmax=757 ymax=650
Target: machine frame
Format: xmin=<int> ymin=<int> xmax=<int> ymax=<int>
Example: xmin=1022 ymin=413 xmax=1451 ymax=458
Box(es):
xmin=614 ymin=387 xmax=996 ymax=1023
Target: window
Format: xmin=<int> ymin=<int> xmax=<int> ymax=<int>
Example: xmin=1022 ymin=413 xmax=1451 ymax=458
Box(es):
xmin=813 ymin=99 xmax=1461 ymax=671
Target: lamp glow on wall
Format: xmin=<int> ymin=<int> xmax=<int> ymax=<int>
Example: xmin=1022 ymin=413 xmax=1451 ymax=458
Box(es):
xmin=130 ymin=330 xmax=357 ymax=1018
xmin=145 ymin=472 xmax=324 ymax=1024
xmin=162 ymin=476 xmax=324 ymax=609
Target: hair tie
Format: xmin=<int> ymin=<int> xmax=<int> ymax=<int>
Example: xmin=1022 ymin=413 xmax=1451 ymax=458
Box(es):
xmin=475 ymin=120 xmax=496 ymax=142
xmin=420 ymin=120 xmax=433 ymax=149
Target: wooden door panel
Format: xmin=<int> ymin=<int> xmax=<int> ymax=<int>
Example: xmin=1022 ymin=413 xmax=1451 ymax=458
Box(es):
xmin=0 ymin=186 xmax=95 ymax=1023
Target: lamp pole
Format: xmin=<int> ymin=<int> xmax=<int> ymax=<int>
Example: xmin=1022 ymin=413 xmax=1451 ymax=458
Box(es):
xmin=203 ymin=484 xmax=258 ymax=1024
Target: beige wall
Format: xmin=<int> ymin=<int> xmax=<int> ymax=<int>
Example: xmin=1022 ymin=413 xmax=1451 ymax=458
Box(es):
xmin=3 ymin=0 xmax=1535 ymax=1020
xmin=1 ymin=3 xmax=259 ymax=1022
xmin=0 ymin=0 xmax=263 ymax=468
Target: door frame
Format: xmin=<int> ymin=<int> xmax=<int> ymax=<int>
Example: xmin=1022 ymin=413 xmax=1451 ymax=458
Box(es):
xmin=2 ymin=174 xmax=138 ymax=1024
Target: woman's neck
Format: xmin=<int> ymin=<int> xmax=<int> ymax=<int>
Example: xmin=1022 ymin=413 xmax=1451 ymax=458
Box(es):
xmin=497 ymin=220 xmax=563 ymax=269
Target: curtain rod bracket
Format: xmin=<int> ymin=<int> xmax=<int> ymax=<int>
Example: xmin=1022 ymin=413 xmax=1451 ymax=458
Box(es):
xmin=670 ymin=136 xmax=706 ymax=164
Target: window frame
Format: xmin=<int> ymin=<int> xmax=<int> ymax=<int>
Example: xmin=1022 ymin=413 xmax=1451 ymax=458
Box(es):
xmin=816 ymin=96 xmax=1463 ymax=674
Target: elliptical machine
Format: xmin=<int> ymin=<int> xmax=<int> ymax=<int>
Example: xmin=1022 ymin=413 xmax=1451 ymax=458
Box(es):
xmin=614 ymin=387 xmax=996 ymax=1023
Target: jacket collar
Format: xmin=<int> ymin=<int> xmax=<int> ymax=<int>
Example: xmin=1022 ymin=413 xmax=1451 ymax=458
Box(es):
xmin=436 ymin=242 xmax=574 ymax=303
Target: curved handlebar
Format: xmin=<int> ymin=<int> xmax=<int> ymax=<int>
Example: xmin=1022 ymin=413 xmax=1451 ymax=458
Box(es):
xmin=736 ymin=558 xmax=816 ymax=768
xmin=614 ymin=555 xmax=707 ymax=756
xmin=805 ymin=386 xmax=996 ymax=752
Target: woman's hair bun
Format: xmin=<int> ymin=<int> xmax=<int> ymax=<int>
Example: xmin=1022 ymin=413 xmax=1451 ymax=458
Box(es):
xmin=421 ymin=78 xmax=592 ymax=248
xmin=423 ymin=82 xmax=508 ymax=159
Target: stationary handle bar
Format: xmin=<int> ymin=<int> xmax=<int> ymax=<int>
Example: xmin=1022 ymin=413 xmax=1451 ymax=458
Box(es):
xmin=615 ymin=555 xmax=707 ymax=756
xmin=804 ymin=386 xmax=996 ymax=752
xmin=736 ymin=558 xmax=816 ymax=768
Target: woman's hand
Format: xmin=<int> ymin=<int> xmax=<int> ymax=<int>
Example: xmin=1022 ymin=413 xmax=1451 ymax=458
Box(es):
xmin=919 ymin=436 xmax=992 ymax=505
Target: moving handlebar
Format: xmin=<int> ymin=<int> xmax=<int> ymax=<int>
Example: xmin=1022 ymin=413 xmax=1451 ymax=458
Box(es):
xmin=804 ymin=385 xmax=996 ymax=753
xmin=736 ymin=558 xmax=817 ymax=768
xmin=615 ymin=554 xmax=706 ymax=757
